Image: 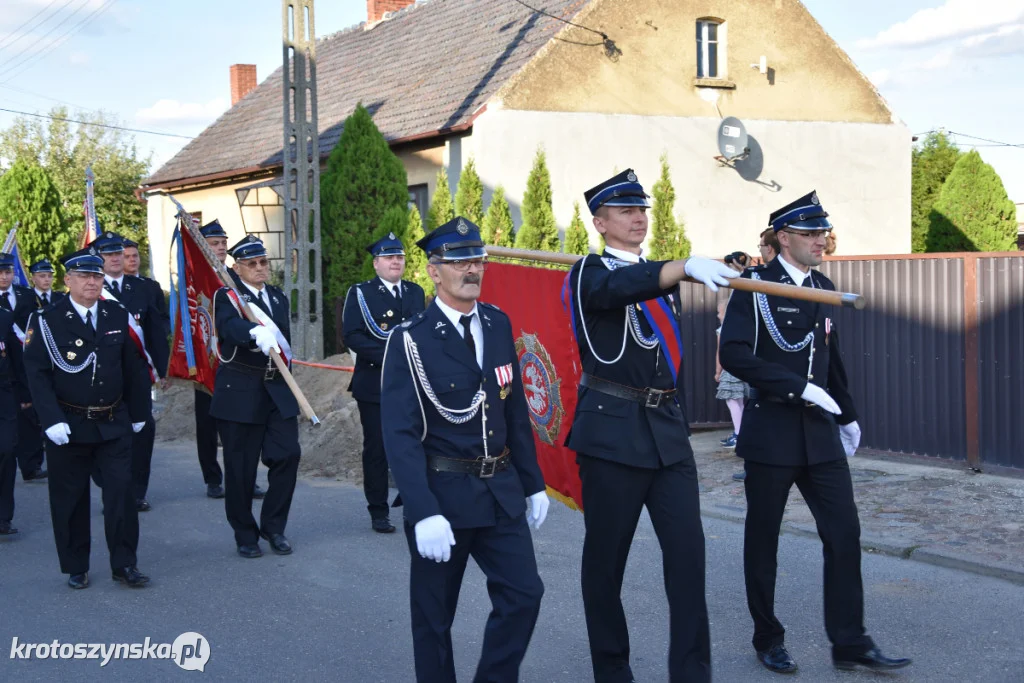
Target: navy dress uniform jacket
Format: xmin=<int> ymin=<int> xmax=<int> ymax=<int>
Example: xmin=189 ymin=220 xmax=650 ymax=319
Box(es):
xmin=34 ymin=290 xmax=66 ymax=310
xmin=565 ymin=253 xmax=694 ymax=468
xmin=380 ymin=301 xmax=546 ymax=529
xmin=342 ymin=279 xmax=426 ymax=403
xmin=208 ymin=283 xmax=299 ymax=426
xmin=22 ymin=298 xmax=153 ymax=443
xmin=105 ymin=276 xmax=169 ymax=378
xmin=0 ymin=308 xmax=22 ymax=430
xmin=719 ymin=257 xmax=857 ymax=467
xmin=3 ymin=285 xmax=36 ymax=329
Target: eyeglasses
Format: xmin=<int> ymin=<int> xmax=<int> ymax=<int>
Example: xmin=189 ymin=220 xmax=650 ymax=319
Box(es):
xmin=757 ymin=243 xmax=770 ymax=250
xmin=438 ymin=258 xmax=487 ymax=273
xmin=240 ymin=258 xmax=270 ymax=268
xmin=782 ymin=229 xmax=831 ymax=238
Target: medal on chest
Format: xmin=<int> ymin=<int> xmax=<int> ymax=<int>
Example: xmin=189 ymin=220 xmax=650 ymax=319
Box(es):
xmin=495 ymin=363 xmax=513 ymax=399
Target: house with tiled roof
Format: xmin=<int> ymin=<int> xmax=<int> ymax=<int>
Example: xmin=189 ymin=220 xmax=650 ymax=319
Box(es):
xmin=142 ymin=0 xmax=911 ymax=287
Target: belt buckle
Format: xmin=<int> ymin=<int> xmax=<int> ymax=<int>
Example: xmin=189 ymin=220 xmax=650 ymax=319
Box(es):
xmin=477 ymin=456 xmax=498 ymax=479
xmin=86 ymin=406 xmax=107 ymax=421
xmin=644 ymin=389 xmax=662 ymax=409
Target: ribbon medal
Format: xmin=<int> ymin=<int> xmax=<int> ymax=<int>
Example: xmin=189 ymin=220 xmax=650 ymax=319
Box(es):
xmin=825 ymin=317 xmax=832 ymax=345
xmin=495 ymin=363 xmax=513 ymax=399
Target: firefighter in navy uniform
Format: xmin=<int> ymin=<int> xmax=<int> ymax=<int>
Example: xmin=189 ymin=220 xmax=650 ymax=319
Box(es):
xmin=381 ymin=217 xmax=549 ymax=683
xmin=210 ymin=234 xmax=300 ymax=558
xmin=719 ymin=191 xmax=911 ymax=674
xmin=29 ymin=258 xmax=66 ymax=310
xmin=0 ymin=253 xmax=48 ymax=482
xmin=342 ymin=232 xmax=426 ymax=532
xmin=90 ymin=231 xmax=169 ymax=512
xmin=0 ymin=305 xmax=24 ymax=535
xmin=22 ymin=247 xmax=152 ymax=589
xmin=565 ymin=170 xmax=740 ymax=683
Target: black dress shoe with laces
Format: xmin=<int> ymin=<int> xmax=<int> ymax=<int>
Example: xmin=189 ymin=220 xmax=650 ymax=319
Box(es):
xmin=0 ymin=521 xmax=17 ymax=535
xmin=372 ymin=517 xmax=396 ymax=533
xmin=68 ymin=572 xmax=89 ymax=589
xmin=112 ymin=566 xmax=150 ymax=587
xmin=136 ymin=499 xmax=151 ymax=512
xmin=260 ymin=531 xmax=292 ymax=555
xmin=237 ymin=543 xmax=263 ymax=558
xmin=206 ymin=484 xmax=225 ymax=499
xmin=24 ymin=468 xmax=48 ymax=481
xmin=757 ymin=645 xmax=798 ymax=673
xmin=833 ymin=647 xmax=911 ymax=672
xmin=252 ymin=484 xmax=265 ymax=499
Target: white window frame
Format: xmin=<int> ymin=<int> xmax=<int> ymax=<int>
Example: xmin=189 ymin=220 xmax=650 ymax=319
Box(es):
xmin=696 ymin=19 xmax=727 ymax=80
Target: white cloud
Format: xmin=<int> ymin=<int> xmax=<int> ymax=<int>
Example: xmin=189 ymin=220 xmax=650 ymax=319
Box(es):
xmin=68 ymin=51 xmax=89 ymax=65
xmin=135 ymin=98 xmax=229 ymax=126
xmin=857 ymin=0 xmax=1024 ymax=50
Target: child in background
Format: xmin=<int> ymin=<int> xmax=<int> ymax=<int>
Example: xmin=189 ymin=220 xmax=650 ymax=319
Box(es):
xmin=715 ymin=298 xmax=747 ymax=449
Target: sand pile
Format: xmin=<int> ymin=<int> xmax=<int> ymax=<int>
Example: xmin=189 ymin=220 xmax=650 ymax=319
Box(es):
xmin=153 ymin=353 xmax=365 ymax=481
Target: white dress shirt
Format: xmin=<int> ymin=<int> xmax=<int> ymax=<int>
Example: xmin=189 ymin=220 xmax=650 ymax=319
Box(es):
xmin=378 ymin=277 xmax=402 ymax=298
xmin=241 ymin=280 xmax=270 ymax=309
xmin=777 ymin=254 xmax=813 ymax=286
xmin=604 ymin=245 xmax=643 ymax=263
xmin=434 ymin=297 xmax=483 ymax=368
xmin=69 ymin=298 xmax=98 ymax=329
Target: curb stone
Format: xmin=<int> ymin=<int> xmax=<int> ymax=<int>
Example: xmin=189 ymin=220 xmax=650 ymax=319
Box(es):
xmin=701 ymin=503 xmax=1023 ymax=585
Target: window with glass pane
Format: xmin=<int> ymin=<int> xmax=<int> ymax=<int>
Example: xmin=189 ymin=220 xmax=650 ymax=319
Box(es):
xmin=696 ymin=20 xmax=721 ymax=79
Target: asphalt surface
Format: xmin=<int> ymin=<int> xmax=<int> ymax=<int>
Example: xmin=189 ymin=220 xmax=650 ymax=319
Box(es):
xmin=1 ymin=442 xmax=1022 ymax=682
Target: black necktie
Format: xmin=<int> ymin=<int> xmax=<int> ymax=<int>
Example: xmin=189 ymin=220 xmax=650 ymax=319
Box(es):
xmin=393 ymin=285 xmax=401 ymax=301
xmin=110 ymin=280 xmax=120 ymax=296
xmin=42 ymin=293 xmax=49 ymax=305
xmin=0 ymin=291 xmax=10 ymax=311
xmin=85 ymin=310 xmax=94 ymax=330
xmin=460 ymin=314 xmax=476 ymax=361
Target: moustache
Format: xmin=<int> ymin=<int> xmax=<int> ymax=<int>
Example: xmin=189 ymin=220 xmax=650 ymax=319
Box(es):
xmin=461 ymin=274 xmax=481 ymax=285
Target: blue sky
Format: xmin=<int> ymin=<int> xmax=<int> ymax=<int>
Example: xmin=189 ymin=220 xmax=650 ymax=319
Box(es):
xmin=1 ymin=0 xmax=1022 ymax=203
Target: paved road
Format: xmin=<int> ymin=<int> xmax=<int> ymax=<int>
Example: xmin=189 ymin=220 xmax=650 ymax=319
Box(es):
xmin=1 ymin=442 xmax=1021 ymax=682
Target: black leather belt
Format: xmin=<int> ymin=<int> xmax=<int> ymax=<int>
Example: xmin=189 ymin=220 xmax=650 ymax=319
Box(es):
xmin=748 ymin=388 xmax=816 ymax=408
xmin=428 ymin=448 xmax=510 ymax=479
xmin=59 ymin=397 xmax=121 ymax=421
xmin=580 ymin=373 xmax=676 ymax=408
xmin=226 ymin=361 xmax=278 ymax=381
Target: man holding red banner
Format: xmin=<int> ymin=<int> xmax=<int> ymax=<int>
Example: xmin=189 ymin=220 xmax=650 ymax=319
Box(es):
xmin=564 ymin=169 xmax=737 ymax=683
xmin=209 ymin=235 xmax=299 ymax=559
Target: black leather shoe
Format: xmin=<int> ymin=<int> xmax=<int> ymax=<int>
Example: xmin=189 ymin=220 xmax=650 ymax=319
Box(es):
xmin=206 ymin=484 xmax=225 ymax=499
xmin=237 ymin=544 xmax=262 ymax=558
xmin=372 ymin=517 xmax=396 ymax=533
xmin=0 ymin=521 xmax=17 ymax=535
xmin=112 ymin=566 xmax=150 ymax=587
xmin=834 ymin=647 xmax=911 ymax=672
xmin=260 ymin=531 xmax=292 ymax=555
xmin=24 ymin=468 xmax=48 ymax=481
xmin=135 ymin=499 xmax=151 ymax=512
xmin=68 ymin=572 xmax=89 ymax=589
xmin=757 ymin=645 xmax=798 ymax=673
xmin=252 ymin=484 xmax=265 ymax=499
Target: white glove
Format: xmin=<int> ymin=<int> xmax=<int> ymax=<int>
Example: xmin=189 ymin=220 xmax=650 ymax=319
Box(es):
xmin=249 ymin=326 xmax=281 ymax=356
xmin=132 ymin=422 xmax=146 ymax=433
xmin=839 ymin=421 xmax=862 ymax=457
xmin=527 ymin=491 xmax=550 ymax=530
xmin=801 ymin=383 xmax=841 ymax=414
xmin=414 ymin=514 xmax=456 ymax=563
xmin=684 ymin=256 xmax=739 ymax=292
xmin=45 ymin=422 xmax=71 ymax=446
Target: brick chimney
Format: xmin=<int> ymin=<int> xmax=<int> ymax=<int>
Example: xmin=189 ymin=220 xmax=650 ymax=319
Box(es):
xmin=367 ymin=0 xmax=416 ymax=23
xmin=229 ymin=64 xmax=257 ymax=106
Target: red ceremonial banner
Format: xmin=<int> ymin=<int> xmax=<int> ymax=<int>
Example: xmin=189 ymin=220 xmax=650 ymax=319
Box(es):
xmin=168 ymin=226 xmax=223 ymax=393
xmin=480 ymin=262 xmax=583 ymax=511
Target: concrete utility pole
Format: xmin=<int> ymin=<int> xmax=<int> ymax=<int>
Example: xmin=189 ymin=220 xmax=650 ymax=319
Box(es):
xmin=282 ymin=0 xmax=323 ymax=359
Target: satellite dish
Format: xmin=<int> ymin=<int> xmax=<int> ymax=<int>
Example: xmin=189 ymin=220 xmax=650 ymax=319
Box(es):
xmin=717 ymin=116 xmax=749 ymax=161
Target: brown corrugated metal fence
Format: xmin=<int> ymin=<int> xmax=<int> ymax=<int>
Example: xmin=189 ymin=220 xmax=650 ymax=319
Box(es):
xmin=681 ymin=252 xmax=1024 ymax=470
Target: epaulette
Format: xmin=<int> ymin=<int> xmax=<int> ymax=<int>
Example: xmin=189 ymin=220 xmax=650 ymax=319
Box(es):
xmin=397 ymin=310 xmax=428 ymax=331
xmin=746 ymin=263 xmax=768 ymax=272
xmin=479 ymin=301 xmax=506 ymax=317
xmin=99 ymin=298 xmax=127 ymax=311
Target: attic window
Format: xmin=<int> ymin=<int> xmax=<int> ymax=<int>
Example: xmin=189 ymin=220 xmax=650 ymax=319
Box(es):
xmin=696 ymin=19 xmax=726 ymax=79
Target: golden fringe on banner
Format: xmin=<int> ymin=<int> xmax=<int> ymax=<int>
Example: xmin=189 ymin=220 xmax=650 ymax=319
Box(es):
xmin=546 ymin=486 xmax=581 ymax=512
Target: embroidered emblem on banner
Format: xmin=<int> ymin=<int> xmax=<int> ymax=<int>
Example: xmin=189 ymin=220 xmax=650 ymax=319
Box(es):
xmin=514 ymin=332 xmax=564 ymax=446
